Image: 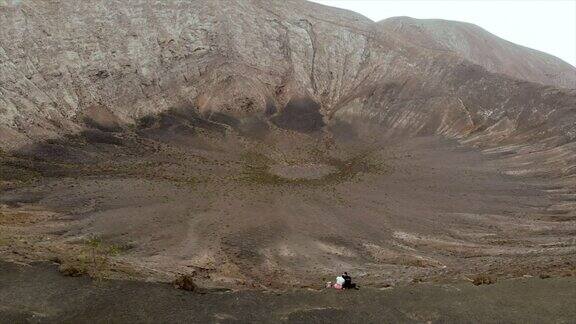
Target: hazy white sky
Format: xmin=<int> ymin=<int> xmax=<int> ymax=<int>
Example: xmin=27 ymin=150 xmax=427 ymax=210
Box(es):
xmin=309 ymin=0 xmax=576 ymax=66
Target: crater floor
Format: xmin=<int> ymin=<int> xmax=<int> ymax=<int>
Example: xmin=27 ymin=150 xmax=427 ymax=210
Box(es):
xmin=1 ymin=127 xmax=574 ymax=289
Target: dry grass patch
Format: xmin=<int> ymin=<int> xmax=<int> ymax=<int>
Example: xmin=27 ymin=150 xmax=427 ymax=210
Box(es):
xmin=472 ymin=274 xmax=496 ymax=286
xmin=239 ymin=150 xmax=383 ymax=187
xmin=173 ymin=274 xmax=197 ymax=291
xmin=58 ymin=263 xmax=87 ymax=277
xmin=52 ymin=235 xmax=136 ymax=279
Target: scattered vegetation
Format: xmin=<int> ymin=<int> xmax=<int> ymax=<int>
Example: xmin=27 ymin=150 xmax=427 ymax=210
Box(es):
xmin=472 ymin=274 xmax=496 ymax=286
xmin=0 ymin=234 xmax=7 ymax=247
xmin=173 ymin=274 xmax=197 ymax=291
xmin=86 ymin=235 xmax=104 ymax=267
xmin=400 ymin=258 xmax=438 ymax=268
xmin=49 ymin=256 xmax=62 ymax=264
xmin=0 ymin=159 xmax=41 ymax=184
xmin=0 ymin=152 xmax=80 ymax=186
xmin=56 ymin=234 xmax=133 ymax=279
xmin=58 ymin=263 xmax=86 ymax=277
xmin=239 ymin=149 xmax=384 ymax=187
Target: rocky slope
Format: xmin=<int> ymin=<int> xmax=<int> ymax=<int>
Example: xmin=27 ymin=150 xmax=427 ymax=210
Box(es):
xmin=379 ymin=16 xmax=576 ymax=89
xmin=0 ymin=0 xmax=575 ymax=288
xmin=1 ymin=0 xmax=575 ymax=148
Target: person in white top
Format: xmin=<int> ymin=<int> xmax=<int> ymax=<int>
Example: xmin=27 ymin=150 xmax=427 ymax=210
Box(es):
xmin=334 ymin=275 xmax=345 ymax=289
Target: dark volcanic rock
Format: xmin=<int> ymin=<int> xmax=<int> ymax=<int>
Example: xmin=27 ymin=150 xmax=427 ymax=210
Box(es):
xmin=271 ymin=97 xmax=325 ymax=133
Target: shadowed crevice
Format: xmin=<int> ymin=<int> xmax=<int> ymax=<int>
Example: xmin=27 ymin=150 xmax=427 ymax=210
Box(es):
xmin=271 ymin=97 xmax=325 ymax=133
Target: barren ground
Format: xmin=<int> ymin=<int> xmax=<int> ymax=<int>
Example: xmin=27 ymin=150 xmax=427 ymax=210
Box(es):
xmin=1 ymin=260 xmax=575 ymax=323
xmin=1 ymin=128 xmax=574 ymax=289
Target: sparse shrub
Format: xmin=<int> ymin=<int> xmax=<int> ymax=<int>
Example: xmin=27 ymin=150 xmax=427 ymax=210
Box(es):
xmin=539 ymin=273 xmax=551 ymax=279
xmin=472 ymin=274 xmax=496 ymax=286
xmin=80 ymin=129 xmax=123 ymax=145
xmin=561 ymin=271 xmax=574 ymax=277
xmin=137 ymin=115 xmax=157 ymax=128
xmin=107 ymin=244 xmax=122 ymax=256
xmin=86 ymin=235 xmax=103 ymax=267
xmin=49 ymin=256 xmax=62 ymax=264
xmin=405 ymin=258 xmax=431 ymax=268
xmin=59 ymin=263 xmax=86 ymax=277
xmin=173 ymin=274 xmax=197 ymax=291
xmin=77 ymin=235 xmax=133 ymax=278
xmin=0 ymin=234 xmax=7 ymax=246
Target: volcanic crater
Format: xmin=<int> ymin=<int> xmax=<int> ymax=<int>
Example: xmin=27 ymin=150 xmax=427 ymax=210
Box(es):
xmin=0 ymin=0 xmax=575 ymax=290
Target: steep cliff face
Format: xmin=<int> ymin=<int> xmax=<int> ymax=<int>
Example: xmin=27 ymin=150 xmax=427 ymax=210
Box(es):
xmin=1 ymin=0 xmax=576 ymax=287
xmin=0 ymin=0 xmax=379 ymax=147
xmin=1 ymin=0 xmax=574 ymax=150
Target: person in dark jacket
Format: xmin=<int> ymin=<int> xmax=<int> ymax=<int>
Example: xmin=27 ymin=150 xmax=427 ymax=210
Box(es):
xmin=342 ymin=272 xmax=356 ymax=289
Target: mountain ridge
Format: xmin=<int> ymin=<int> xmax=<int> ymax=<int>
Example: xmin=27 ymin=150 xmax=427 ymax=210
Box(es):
xmin=379 ymin=16 xmax=576 ymax=88
xmin=1 ymin=0 xmax=575 ymax=149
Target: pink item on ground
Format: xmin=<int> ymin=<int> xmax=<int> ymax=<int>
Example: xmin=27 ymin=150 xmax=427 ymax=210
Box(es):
xmin=333 ymin=283 xmax=342 ymax=289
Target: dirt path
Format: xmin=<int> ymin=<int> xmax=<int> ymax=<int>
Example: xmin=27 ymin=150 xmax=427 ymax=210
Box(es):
xmin=1 ymin=261 xmax=575 ymax=323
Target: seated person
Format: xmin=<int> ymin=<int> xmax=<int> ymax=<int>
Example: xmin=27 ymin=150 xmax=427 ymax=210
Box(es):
xmin=334 ymin=275 xmax=345 ymax=289
xmin=342 ymin=272 xmax=356 ymax=289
